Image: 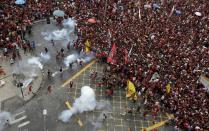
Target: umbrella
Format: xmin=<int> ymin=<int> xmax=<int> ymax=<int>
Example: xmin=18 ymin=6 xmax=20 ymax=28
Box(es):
xmin=53 ymin=10 xmax=65 ymax=17
xmin=195 ymin=12 xmax=202 ymax=16
xmin=15 ymin=0 xmax=26 ymax=5
xmin=87 ymin=18 xmax=97 ymax=24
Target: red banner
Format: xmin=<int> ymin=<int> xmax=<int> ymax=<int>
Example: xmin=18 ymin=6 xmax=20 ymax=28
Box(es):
xmin=107 ymin=43 xmax=117 ymax=64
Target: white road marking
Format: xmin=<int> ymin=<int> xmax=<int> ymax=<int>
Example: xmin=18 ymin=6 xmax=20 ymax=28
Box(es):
xmin=18 ymin=121 xmax=30 ymax=128
xmin=13 ymin=111 xmax=26 ymax=118
xmin=10 ymin=116 xmax=27 ymax=124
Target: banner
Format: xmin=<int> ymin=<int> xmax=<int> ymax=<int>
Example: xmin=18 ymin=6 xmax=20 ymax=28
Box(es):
xmin=166 ymin=83 xmax=171 ymax=94
xmin=126 ymin=80 xmax=137 ymax=100
xmin=107 ymin=43 xmax=117 ymax=64
xmin=85 ymin=39 xmax=91 ymax=53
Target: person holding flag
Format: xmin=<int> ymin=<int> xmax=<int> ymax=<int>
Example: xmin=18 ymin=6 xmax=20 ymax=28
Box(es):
xmin=84 ymin=39 xmax=91 ymax=54
xmin=126 ymin=80 xmax=138 ymax=101
xmin=107 ymin=43 xmax=117 ymax=64
xmin=166 ymin=83 xmax=171 ymax=94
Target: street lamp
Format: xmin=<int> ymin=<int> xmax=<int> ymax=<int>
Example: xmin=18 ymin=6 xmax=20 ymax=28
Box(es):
xmin=43 ymin=109 xmax=47 ymax=131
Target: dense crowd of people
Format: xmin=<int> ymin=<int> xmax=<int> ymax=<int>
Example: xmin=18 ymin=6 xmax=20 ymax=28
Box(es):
xmin=73 ymin=0 xmax=209 ymax=130
xmin=0 ymin=0 xmax=208 ymax=130
xmin=0 ymin=0 xmax=55 ymax=56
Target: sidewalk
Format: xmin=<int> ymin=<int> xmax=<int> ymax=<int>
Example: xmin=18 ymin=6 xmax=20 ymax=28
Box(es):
xmin=0 ymin=51 xmax=43 ymax=111
xmin=0 ymin=17 xmax=65 ymax=111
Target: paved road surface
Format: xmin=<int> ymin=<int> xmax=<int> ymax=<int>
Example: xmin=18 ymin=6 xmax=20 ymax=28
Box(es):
xmin=2 ymin=20 xmax=174 ymax=131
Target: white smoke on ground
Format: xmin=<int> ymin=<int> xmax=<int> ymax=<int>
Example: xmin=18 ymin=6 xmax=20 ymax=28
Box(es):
xmin=0 ymin=112 xmax=12 ymax=131
xmin=58 ymin=86 xmax=110 ymax=123
xmin=12 ymin=53 xmax=51 ymax=88
xmin=13 ymin=58 xmax=41 ymax=78
xmin=40 ymin=52 xmax=51 ymax=61
xmin=90 ymin=111 xmax=108 ymax=131
xmin=42 ymin=29 xmax=68 ymax=41
xmin=82 ymin=53 xmax=95 ymax=63
xmin=52 ymin=52 xmax=94 ymax=77
xmin=96 ymin=101 xmax=111 ymax=110
xmin=90 ymin=120 xmax=103 ymax=131
xmin=62 ymin=18 xmax=76 ymax=30
xmin=64 ymin=52 xmax=95 ymax=67
xmin=59 ymin=86 xmax=96 ymax=122
xmin=13 ymin=53 xmax=51 ymax=77
xmin=87 ymin=109 xmax=113 ymax=131
xmin=41 ymin=18 xmax=77 ymax=46
xmin=27 ymin=57 xmax=43 ymax=70
xmin=12 ymin=57 xmax=41 ymax=89
xmin=64 ymin=54 xmax=79 ymax=67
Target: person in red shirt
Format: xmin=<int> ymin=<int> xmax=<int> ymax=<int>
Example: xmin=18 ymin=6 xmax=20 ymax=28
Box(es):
xmin=28 ymin=85 xmax=34 ymax=94
xmin=47 ymin=85 xmax=52 ymax=94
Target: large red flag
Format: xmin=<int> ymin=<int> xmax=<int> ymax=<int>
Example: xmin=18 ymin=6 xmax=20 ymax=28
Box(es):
xmin=107 ymin=43 xmax=117 ymax=64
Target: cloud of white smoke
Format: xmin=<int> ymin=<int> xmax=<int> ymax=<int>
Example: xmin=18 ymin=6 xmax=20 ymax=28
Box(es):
xmin=41 ymin=18 xmax=77 ymax=46
xmin=59 ymin=86 xmax=97 ymax=122
xmin=82 ymin=54 xmax=95 ymax=63
xmin=12 ymin=53 xmax=51 ymax=88
xmin=64 ymin=54 xmax=79 ymax=67
xmin=42 ymin=29 xmax=68 ymax=41
xmin=27 ymin=57 xmax=43 ymax=70
xmin=0 ymin=111 xmax=12 ymax=131
xmin=62 ymin=18 xmax=76 ymax=30
xmin=13 ymin=52 xmax=51 ymax=77
xmin=13 ymin=58 xmax=41 ymax=78
xmin=59 ymin=86 xmax=111 ymax=123
xmin=40 ymin=52 xmax=51 ymax=61
xmin=64 ymin=52 xmax=95 ymax=68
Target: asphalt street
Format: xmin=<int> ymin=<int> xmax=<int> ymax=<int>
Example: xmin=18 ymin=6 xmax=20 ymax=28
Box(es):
xmin=2 ymin=19 xmax=88 ymax=131
xmin=2 ymin=20 xmax=174 ymax=131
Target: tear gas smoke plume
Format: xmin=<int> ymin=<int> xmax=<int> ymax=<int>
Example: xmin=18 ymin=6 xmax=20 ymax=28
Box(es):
xmin=59 ymin=86 xmax=96 ymax=122
xmin=64 ymin=52 xmax=95 ymax=67
xmin=64 ymin=54 xmax=79 ymax=67
xmin=0 ymin=112 xmax=12 ymax=131
xmin=40 ymin=52 xmax=51 ymax=61
xmin=42 ymin=18 xmax=77 ymax=46
xmin=27 ymin=57 xmax=43 ymax=70
xmin=58 ymin=86 xmax=110 ymax=123
xmin=13 ymin=53 xmax=51 ymax=77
